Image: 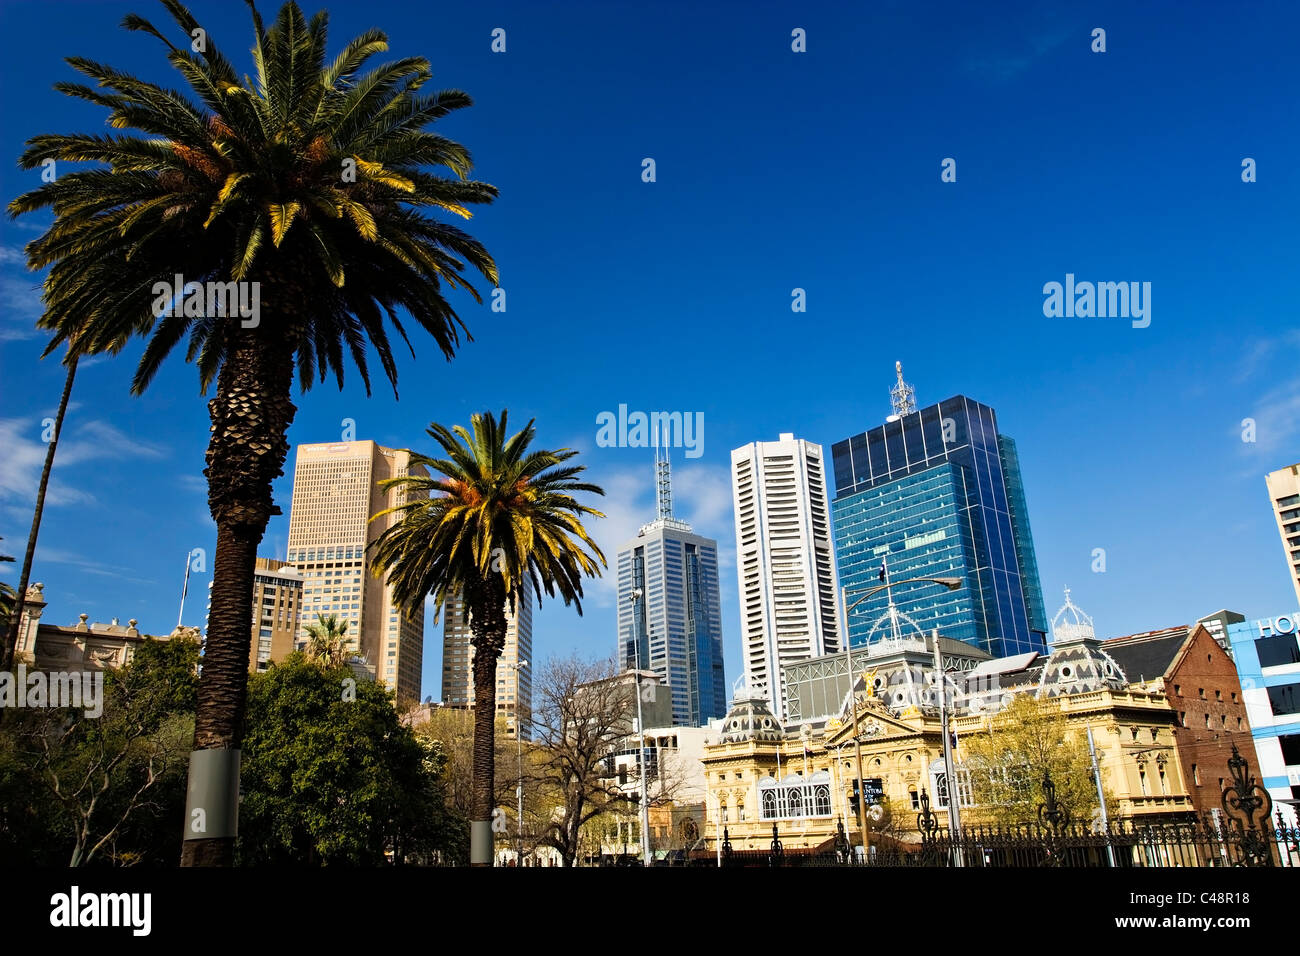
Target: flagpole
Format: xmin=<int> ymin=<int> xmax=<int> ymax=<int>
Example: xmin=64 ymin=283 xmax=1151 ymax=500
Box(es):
xmin=883 ymin=555 xmax=902 ymax=643
xmin=177 ymin=551 xmax=191 ymax=630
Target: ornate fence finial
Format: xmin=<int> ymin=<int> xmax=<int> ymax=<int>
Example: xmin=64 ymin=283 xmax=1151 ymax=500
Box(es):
xmin=1037 ymin=769 xmax=1071 ymax=831
xmin=1221 ymin=743 xmax=1274 ymax=866
xmin=917 ymin=788 xmax=939 ymax=842
xmin=769 ymin=823 xmax=784 ymax=866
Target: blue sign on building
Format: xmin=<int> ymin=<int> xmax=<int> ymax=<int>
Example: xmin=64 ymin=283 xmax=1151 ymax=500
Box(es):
xmin=1227 ymin=612 xmax=1300 ymax=826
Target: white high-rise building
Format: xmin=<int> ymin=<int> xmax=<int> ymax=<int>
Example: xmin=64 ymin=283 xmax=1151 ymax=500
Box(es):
xmin=731 ymin=433 xmax=841 ymax=720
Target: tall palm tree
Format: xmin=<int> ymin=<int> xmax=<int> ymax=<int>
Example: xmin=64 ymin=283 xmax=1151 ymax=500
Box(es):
xmin=370 ymin=410 xmax=606 ymax=866
xmin=1 ymin=355 xmax=77 ymax=672
xmin=301 ymin=612 xmax=351 ymax=668
xmin=8 ymin=0 xmax=497 ymax=865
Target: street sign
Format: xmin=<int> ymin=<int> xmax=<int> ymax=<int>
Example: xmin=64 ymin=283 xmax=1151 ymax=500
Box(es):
xmin=850 ymin=777 xmax=884 ymax=806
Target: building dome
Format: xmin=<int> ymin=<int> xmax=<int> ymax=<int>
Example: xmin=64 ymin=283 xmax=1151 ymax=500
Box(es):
xmin=718 ymin=696 xmax=785 ymax=743
xmin=1051 ymin=586 xmax=1096 ymax=643
xmin=1038 ymin=587 xmax=1126 ymax=697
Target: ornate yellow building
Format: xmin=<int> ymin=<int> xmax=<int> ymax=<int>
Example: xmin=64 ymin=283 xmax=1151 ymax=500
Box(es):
xmin=703 ymin=622 xmax=1194 ymax=854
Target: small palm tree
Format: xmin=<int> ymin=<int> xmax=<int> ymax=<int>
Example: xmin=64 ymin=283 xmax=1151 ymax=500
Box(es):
xmin=8 ymin=1 xmax=497 ymax=865
xmin=301 ymin=613 xmax=352 ymax=668
xmin=0 ymin=537 xmax=17 ymax=627
xmin=370 ymin=410 xmax=606 ymax=866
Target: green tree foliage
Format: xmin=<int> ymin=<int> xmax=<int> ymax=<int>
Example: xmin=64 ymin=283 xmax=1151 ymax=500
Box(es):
xmin=301 ymin=613 xmax=352 ymax=668
xmin=238 ymin=656 xmax=464 ymax=864
xmin=0 ymin=538 xmax=16 ymax=626
xmin=8 ymin=0 xmax=498 ymax=864
xmin=0 ymin=635 xmax=200 ymax=866
xmin=531 ymin=655 xmax=638 ymax=867
xmin=962 ymin=693 xmax=1114 ymax=827
xmin=370 ymin=409 xmax=605 ymax=862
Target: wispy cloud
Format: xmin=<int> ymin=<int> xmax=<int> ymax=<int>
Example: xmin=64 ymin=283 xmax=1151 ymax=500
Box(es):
xmin=965 ymin=25 xmax=1075 ymax=83
xmin=25 ymin=545 xmax=157 ymax=588
xmin=1233 ymin=330 xmax=1300 ymax=384
xmin=0 ymin=417 xmax=168 ymax=510
xmin=67 ymin=420 xmax=168 ymax=461
xmin=0 ymin=418 xmax=96 ymax=509
xmin=0 ymin=274 xmax=43 ymax=341
xmin=582 ymin=460 xmax=735 ymax=609
xmin=1236 ymin=383 xmax=1300 ymax=464
xmin=177 ymin=474 xmax=208 ymax=495
xmin=6 ymin=220 xmax=48 ymax=234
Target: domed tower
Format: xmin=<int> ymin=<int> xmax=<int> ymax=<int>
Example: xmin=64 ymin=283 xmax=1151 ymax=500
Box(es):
xmin=1037 ymin=587 xmax=1126 ymax=697
xmin=717 ymin=693 xmax=786 ymax=744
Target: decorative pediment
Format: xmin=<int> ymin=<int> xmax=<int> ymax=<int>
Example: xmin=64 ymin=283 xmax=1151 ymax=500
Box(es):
xmin=822 ymin=703 xmax=923 ymax=747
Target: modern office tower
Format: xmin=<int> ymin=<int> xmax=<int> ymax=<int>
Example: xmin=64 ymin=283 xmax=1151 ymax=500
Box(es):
xmin=1266 ymin=464 xmax=1300 ymax=606
xmin=1227 ymin=612 xmax=1300 ymax=827
xmin=730 ymin=433 xmax=841 ymax=720
xmin=1197 ymin=609 xmax=1246 ymax=653
xmin=285 ymin=440 xmax=427 ymax=702
xmin=617 ymin=450 xmax=726 ymax=727
xmin=830 ymin=364 xmax=1048 ymax=659
xmin=249 ymin=557 xmax=303 ymax=672
xmin=440 ymin=577 xmax=534 ymax=739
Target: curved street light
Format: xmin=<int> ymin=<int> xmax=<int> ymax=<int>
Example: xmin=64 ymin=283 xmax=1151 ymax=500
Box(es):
xmin=838 ymin=569 xmax=963 ymax=863
xmin=503 ymin=658 xmax=529 ymax=866
xmin=628 ymin=587 xmax=652 ymax=867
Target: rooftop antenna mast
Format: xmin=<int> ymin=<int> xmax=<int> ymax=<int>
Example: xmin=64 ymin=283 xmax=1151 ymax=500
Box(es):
xmin=889 ymin=361 xmax=917 ymax=419
xmin=655 ymin=421 xmax=673 ymax=520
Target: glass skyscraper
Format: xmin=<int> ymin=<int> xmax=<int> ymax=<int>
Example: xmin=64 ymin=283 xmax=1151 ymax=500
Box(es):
xmin=617 ymin=517 xmax=727 ymax=727
xmin=831 ymin=394 xmax=1048 ymax=658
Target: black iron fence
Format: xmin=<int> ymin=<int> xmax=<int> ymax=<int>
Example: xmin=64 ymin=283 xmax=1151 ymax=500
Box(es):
xmin=700 ymin=745 xmax=1300 ymax=868
xmin=700 ymin=813 xmax=1300 ymax=868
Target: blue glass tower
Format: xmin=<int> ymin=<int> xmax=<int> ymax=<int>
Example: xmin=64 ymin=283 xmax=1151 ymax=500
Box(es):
xmin=617 ymin=521 xmax=727 ymax=726
xmin=616 ymin=449 xmax=726 ymax=727
xmin=831 ymin=385 xmax=1048 ymax=658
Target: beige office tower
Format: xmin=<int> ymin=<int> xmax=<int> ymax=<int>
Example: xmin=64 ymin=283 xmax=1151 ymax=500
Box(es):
xmin=1266 ymin=463 xmax=1300 ymax=606
xmin=249 ymin=558 xmax=303 ymax=672
xmin=440 ymin=577 xmax=533 ymax=739
xmin=286 ymin=440 xmax=427 ymax=702
xmin=731 ymin=433 xmax=841 ymax=720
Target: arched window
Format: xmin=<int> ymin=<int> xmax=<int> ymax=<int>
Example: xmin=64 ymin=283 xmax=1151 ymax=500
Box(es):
xmin=761 ymin=788 xmax=777 ymax=820
xmin=787 ymin=787 xmax=803 ymax=817
xmin=814 ymin=784 xmax=831 ymax=816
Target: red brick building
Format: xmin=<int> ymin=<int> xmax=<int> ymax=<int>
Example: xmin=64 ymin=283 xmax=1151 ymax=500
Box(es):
xmin=1105 ymin=623 xmax=1263 ymax=820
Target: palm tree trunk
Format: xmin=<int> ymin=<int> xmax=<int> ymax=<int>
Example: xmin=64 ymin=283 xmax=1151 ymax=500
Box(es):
xmin=180 ymin=323 xmax=295 ymax=866
xmin=2 ymin=353 xmax=77 ymax=674
xmin=468 ymin=574 xmax=507 ymax=866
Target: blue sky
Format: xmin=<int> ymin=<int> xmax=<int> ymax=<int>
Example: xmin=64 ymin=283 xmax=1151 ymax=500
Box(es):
xmin=2 ymin=0 xmax=1298 ymax=703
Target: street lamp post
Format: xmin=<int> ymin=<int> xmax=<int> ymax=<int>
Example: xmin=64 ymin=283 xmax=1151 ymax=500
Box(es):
xmin=506 ymin=658 xmax=529 ymax=867
xmin=839 ymin=569 xmax=962 ymax=864
xmin=715 ymin=791 xmax=723 ymax=867
xmin=629 ymin=587 xmax=653 ymax=867
xmin=932 ymin=629 xmax=964 ymax=866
